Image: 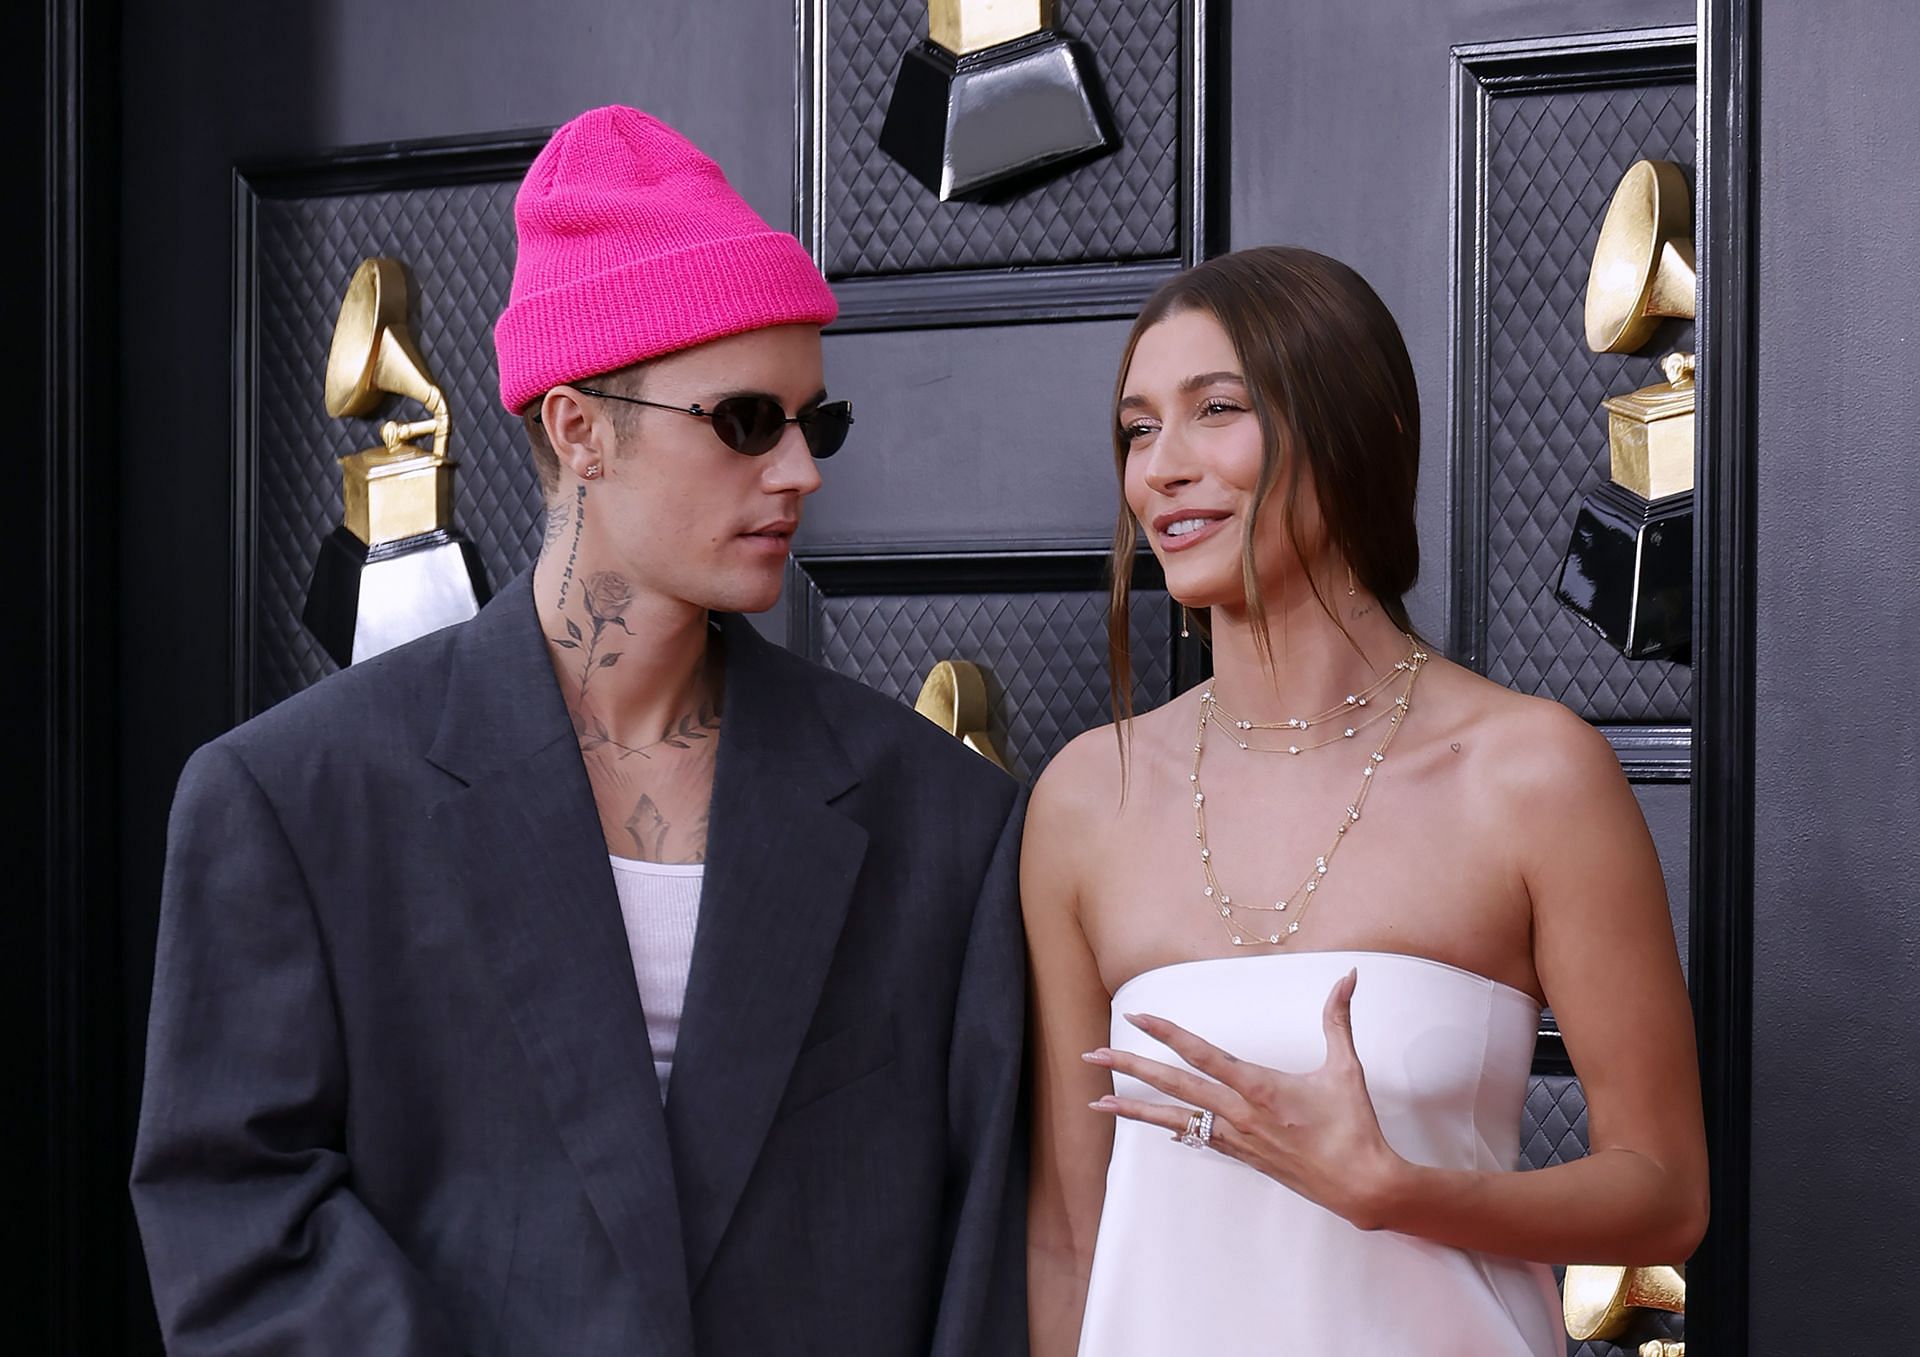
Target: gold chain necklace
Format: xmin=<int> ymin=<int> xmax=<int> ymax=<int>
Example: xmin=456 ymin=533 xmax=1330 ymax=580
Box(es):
xmin=1189 ymin=640 xmax=1428 ymax=947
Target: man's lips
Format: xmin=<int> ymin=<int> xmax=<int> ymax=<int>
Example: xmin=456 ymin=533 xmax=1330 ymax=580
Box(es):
xmin=739 ymin=521 xmax=798 ymax=552
xmin=1151 ymin=509 xmax=1232 ymax=552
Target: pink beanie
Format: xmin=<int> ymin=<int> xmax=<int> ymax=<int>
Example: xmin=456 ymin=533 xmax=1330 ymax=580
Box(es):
xmin=494 ymin=106 xmax=838 ymax=413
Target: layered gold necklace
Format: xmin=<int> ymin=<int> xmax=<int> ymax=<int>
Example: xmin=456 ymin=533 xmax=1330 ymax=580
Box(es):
xmin=1189 ymin=638 xmax=1428 ymax=947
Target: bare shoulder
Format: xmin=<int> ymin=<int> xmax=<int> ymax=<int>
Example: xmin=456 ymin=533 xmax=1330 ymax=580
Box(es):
xmin=1031 ymin=722 xmax=1123 ymax=819
xmin=1423 ymin=655 xmax=1632 ymax=825
xmin=1030 ymin=691 xmax=1195 ymax=825
xmin=1024 ymin=695 xmax=1191 ymax=911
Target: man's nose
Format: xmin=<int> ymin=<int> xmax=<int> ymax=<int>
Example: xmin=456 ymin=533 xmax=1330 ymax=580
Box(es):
xmin=762 ymin=425 xmax=823 ymax=494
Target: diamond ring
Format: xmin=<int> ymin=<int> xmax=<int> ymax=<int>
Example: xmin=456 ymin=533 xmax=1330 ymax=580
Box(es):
xmin=1176 ymin=1108 xmax=1215 ymax=1149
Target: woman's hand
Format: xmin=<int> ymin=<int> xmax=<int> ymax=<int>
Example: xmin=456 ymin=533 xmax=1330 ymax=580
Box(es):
xmin=1083 ymin=968 xmax=1407 ymax=1230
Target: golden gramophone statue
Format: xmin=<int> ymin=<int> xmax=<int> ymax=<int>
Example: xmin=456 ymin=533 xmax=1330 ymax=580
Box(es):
xmin=1553 ymin=159 xmax=1696 ymax=661
xmin=302 ymin=258 xmax=489 ymax=668
xmin=1564 ymin=1263 xmax=1686 ymax=1353
xmin=878 ymin=0 xmax=1114 ymax=201
xmin=914 ymin=659 xmax=1009 ymax=770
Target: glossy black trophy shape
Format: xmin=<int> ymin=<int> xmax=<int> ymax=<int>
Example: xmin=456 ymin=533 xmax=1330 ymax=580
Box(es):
xmin=1554 ymin=160 xmax=1697 ymax=662
xmin=878 ymin=0 xmax=1114 ymax=201
xmin=302 ymin=258 xmax=489 ymax=669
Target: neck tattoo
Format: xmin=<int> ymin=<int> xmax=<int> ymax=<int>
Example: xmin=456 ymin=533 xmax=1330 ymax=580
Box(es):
xmin=555 ymin=484 xmax=586 ymax=613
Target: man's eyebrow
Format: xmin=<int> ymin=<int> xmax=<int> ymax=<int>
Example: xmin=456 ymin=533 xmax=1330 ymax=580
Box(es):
xmin=707 ymin=387 xmax=831 ymax=407
xmin=1117 ymin=371 xmax=1247 ymax=413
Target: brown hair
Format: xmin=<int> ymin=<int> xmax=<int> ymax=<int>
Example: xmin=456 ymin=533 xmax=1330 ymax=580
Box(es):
xmin=1107 ymin=246 xmax=1422 ymax=724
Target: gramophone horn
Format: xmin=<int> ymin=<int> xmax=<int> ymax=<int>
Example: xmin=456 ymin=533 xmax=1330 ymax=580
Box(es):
xmin=324 ymin=257 xmax=443 ymax=419
xmin=1563 ymin=1263 xmax=1687 ymax=1342
xmin=1584 ymin=159 xmax=1696 ymax=354
xmin=913 ymin=659 xmax=1009 ymax=770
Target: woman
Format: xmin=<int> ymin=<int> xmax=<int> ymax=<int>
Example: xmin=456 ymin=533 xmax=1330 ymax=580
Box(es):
xmin=1022 ymin=247 xmax=1708 ymax=1355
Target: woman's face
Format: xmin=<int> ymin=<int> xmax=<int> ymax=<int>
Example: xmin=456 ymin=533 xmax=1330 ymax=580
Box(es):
xmin=1118 ymin=307 xmax=1321 ymax=613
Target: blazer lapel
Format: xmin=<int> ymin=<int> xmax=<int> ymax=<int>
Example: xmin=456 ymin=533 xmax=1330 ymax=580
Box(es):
xmin=425 ymin=573 xmax=695 ymax=1354
xmin=664 ymin=614 xmax=868 ymax=1289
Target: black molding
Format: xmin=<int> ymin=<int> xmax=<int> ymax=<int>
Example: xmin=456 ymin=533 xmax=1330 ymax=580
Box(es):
xmin=228 ymin=131 xmax=544 ymax=722
xmin=795 ymin=0 xmax=1215 ymax=331
xmin=1447 ymin=26 xmax=1695 ymax=758
xmin=1531 ymin=1027 xmax=1574 ymax=1078
xmin=237 ymin=127 xmax=550 ymax=198
xmin=785 ymin=541 xmax=1180 ymax=687
xmin=33 ymin=0 xmax=125 ymax=1349
xmin=1454 ymin=27 xmax=1701 ymax=94
xmin=1690 ymin=1 xmax=1757 ymax=1350
xmin=1599 ymin=722 xmax=1694 ymax=781
xmin=801 ymin=258 xmax=1188 ymax=331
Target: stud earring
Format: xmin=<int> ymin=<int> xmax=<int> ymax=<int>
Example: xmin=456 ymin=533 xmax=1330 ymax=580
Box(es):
xmin=584 ymin=463 xmax=603 ymax=481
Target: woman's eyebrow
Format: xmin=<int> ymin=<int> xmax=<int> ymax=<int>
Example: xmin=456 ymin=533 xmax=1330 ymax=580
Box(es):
xmin=1179 ymin=370 xmax=1245 ymax=392
xmin=1118 ymin=370 xmax=1246 ymax=413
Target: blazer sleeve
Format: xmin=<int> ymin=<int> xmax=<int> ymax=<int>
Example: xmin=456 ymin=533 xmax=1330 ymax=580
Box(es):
xmin=928 ymin=786 xmax=1032 ymax=1357
xmin=130 ymin=741 xmax=464 ymax=1356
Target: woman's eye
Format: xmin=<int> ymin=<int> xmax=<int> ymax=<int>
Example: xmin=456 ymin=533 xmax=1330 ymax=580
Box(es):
xmin=1199 ymin=399 xmax=1244 ymax=418
xmin=1121 ymin=421 xmax=1159 ymax=443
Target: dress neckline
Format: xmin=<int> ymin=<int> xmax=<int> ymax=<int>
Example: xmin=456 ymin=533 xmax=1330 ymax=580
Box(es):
xmin=1109 ymin=949 xmax=1541 ymax=1010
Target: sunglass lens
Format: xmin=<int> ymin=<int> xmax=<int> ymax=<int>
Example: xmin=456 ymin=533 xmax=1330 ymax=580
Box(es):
xmin=802 ymin=401 xmax=853 ymax=459
xmin=711 ymin=395 xmax=788 ymax=456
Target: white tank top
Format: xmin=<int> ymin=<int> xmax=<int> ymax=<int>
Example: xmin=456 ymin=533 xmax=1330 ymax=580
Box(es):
xmin=607 ymin=855 xmax=704 ymax=1098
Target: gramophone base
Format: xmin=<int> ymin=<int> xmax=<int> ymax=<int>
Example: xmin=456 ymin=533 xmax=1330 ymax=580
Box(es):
xmin=303 ymin=525 xmax=490 ymax=669
xmin=1553 ymin=480 xmax=1692 ymax=662
xmin=878 ymin=31 xmax=1114 ymax=201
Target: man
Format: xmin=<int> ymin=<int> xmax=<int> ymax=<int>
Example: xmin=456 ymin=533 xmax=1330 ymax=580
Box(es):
xmin=132 ymin=106 xmax=1027 ymax=1355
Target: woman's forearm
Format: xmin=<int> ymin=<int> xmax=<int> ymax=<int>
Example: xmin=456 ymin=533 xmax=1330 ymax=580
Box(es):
xmin=1027 ymin=1243 xmax=1093 ymax=1357
xmin=1370 ymin=1145 xmax=1708 ymax=1266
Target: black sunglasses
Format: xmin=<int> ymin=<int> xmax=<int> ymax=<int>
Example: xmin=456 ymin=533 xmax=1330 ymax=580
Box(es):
xmin=572 ymin=386 xmax=854 ymax=459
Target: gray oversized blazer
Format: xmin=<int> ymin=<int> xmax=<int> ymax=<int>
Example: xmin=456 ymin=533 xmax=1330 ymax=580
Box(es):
xmin=132 ymin=572 xmax=1028 ymax=1356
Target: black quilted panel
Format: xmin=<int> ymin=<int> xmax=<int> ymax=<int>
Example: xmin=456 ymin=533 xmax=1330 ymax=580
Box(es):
xmin=819 ymin=0 xmax=1180 ymax=277
xmin=1525 ymin=1076 xmax=1685 ymax=1356
xmin=1483 ymin=82 xmax=1695 ymax=720
xmin=813 ymin=588 xmax=1171 ymax=780
xmin=250 ymin=180 xmax=539 ymax=711
xmin=1523 ymin=1073 xmax=1591 ymax=1170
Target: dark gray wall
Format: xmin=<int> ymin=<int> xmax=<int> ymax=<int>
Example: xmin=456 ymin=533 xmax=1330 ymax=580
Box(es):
xmin=1750 ymin=3 xmax=1920 ymax=1349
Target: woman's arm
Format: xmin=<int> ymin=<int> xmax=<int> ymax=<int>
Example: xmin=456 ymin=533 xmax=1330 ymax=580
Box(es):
xmin=1089 ymin=704 xmax=1709 ymax=1266
xmin=1022 ymin=742 xmax=1124 ymax=1356
xmin=1382 ymin=705 xmax=1708 ymax=1263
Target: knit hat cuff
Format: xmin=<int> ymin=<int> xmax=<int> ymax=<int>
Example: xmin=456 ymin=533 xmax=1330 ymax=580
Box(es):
xmin=495 ymin=230 xmax=838 ymax=413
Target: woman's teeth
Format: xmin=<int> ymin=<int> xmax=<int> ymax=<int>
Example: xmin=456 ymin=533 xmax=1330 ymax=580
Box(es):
xmin=1167 ymin=518 xmax=1214 ymax=538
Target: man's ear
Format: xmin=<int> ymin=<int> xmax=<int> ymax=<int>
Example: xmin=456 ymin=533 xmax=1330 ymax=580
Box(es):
xmin=539 ymin=385 xmax=613 ymax=481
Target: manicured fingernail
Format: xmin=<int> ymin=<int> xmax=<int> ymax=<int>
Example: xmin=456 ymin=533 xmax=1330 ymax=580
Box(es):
xmin=1123 ymin=1012 xmax=1146 ymax=1026
xmin=1089 ymin=1097 xmax=1118 ymax=1111
xmin=1082 ymin=1049 xmax=1113 ymax=1066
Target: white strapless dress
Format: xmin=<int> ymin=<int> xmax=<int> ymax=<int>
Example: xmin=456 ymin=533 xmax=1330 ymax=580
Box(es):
xmin=1077 ymin=950 xmax=1563 ymax=1356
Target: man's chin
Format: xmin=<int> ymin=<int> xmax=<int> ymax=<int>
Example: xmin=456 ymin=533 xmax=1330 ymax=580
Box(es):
xmin=696 ymin=575 xmax=786 ymax=617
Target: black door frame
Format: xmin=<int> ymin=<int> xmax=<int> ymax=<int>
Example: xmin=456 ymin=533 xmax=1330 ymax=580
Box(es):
xmin=1689 ymin=0 xmax=1758 ymax=1350
xmin=22 ymin=0 xmax=128 ymax=1350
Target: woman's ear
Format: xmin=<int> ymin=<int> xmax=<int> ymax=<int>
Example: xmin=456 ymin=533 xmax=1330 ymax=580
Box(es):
xmin=538 ymin=385 xmax=614 ymax=482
